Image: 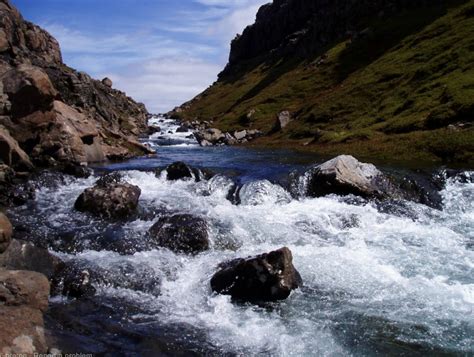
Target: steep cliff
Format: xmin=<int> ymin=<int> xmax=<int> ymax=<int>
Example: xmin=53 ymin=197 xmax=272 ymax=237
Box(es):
xmin=176 ymin=0 xmax=474 ymax=164
xmin=0 ymin=0 xmax=152 ymax=172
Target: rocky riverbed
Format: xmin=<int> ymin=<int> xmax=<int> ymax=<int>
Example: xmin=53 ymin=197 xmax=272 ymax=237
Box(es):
xmin=1 ymin=116 xmax=473 ymax=355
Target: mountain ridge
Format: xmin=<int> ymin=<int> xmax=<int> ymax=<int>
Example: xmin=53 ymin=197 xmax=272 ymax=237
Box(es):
xmin=174 ymin=0 xmax=474 ymax=165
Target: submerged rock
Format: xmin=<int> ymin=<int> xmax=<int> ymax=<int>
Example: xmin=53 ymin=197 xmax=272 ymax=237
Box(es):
xmin=210 ymin=247 xmax=302 ymax=302
xmin=0 ymin=212 xmax=13 ymax=254
xmin=302 ymin=155 xmax=395 ymax=199
xmin=148 ymin=214 xmax=209 ymax=254
xmin=238 ymin=180 xmax=292 ymax=205
xmin=74 ymin=181 xmax=141 ymax=219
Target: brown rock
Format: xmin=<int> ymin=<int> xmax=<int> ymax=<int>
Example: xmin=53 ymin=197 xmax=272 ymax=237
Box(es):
xmin=101 ymin=77 xmax=113 ymax=87
xmin=0 ymin=29 xmax=9 ymax=52
xmin=0 ymin=239 xmax=62 ymax=279
xmin=0 ymin=212 xmax=12 ymax=254
xmin=0 ymin=269 xmax=49 ymax=311
xmin=0 ymin=269 xmax=50 ymax=354
xmin=0 ymin=126 xmax=33 ymax=170
xmin=1 ymin=64 xmax=57 ymax=118
xmin=210 ymin=247 xmax=302 ymax=302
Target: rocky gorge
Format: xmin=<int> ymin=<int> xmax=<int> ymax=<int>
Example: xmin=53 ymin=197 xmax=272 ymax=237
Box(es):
xmin=0 ymin=0 xmax=473 ymax=355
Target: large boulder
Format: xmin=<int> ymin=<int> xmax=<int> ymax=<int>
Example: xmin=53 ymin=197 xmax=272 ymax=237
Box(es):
xmin=0 ymin=212 xmax=12 ymax=254
xmin=0 ymin=269 xmax=50 ymax=354
xmin=210 ymin=247 xmax=302 ymax=302
xmin=74 ymin=181 xmax=141 ymax=219
xmin=302 ymin=155 xmax=395 ymax=199
xmin=195 ymin=128 xmax=225 ymax=146
xmin=148 ymin=214 xmax=209 ymax=254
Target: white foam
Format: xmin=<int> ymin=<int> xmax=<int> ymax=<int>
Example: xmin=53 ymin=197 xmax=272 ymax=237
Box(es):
xmin=27 ymin=168 xmax=474 ymax=355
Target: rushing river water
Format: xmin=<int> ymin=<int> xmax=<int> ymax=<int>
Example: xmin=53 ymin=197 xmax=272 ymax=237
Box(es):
xmin=9 ymin=117 xmax=474 ymax=356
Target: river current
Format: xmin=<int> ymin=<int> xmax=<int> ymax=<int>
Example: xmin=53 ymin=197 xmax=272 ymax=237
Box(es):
xmin=9 ymin=117 xmax=474 ymax=356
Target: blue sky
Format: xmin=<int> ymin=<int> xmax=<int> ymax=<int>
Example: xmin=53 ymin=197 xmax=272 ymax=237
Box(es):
xmin=12 ymin=0 xmax=268 ymax=112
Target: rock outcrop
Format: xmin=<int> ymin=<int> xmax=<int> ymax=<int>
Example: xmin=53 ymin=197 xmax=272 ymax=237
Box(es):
xmin=0 ymin=269 xmax=50 ymax=354
xmin=210 ymin=247 xmax=302 ymax=302
xmin=0 ymin=0 xmax=153 ymax=174
xmin=148 ymin=214 xmax=210 ymax=254
xmin=74 ymin=181 xmax=141 ymax=219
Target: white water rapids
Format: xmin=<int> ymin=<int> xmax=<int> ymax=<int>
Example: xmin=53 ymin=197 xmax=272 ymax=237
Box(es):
xmin=12 ymin=117 xmax=474 ymax=355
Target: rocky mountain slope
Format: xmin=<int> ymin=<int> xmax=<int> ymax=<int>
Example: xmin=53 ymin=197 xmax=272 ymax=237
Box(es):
xmin=0 ymin=0 xmax=152 ymax=175
xmin=174 ymin=0 xmax=474 ymax=165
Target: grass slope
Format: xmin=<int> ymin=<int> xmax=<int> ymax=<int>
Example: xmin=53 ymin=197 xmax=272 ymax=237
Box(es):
xmin=179 ymin=0 xmax=474 ymax=165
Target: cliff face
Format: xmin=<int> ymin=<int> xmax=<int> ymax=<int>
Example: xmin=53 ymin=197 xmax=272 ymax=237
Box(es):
xmin=176 ymin=0 xmax=474 ymax=165
xmin=224 ymin=0 xmax=440 ymax=75
xmin=0 ymin=0 xmax=152 ymax=172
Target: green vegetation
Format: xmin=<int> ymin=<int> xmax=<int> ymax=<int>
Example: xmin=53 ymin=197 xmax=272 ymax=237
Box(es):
xmin=179 ymin=0 xmax=474 ymax=165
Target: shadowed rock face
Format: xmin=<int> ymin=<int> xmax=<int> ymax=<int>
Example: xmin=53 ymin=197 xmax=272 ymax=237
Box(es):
xmin=0 ymin=0 xmax=153 ymax=169
xmin=223 ymin=0 xmax=442 ymax=76
xmin=210 ymin=247 xmax=302 ymax=302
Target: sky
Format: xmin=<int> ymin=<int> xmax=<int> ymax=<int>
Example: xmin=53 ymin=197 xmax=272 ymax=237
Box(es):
xmin=12 ymin=0 xmax=269 ymax=113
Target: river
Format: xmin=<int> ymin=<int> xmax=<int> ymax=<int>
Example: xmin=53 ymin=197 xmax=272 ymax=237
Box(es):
xmin=8 ymin=117 xmax=474 ymax=356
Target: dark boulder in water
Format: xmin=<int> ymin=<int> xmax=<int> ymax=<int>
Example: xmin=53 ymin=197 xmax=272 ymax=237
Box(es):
xmin=210 ymin=247 xmax=302 ymax=302
xmin=61 ymin=162 xmax=92 ymax=178
xmin=165 ymin=161 xmax=194 ymax=181
xmin=148 ymin=214 xmax=209 ymax=254
xmin=74 ymin=181 xmax=141 ymax=219
xmin=52 ymin=265 xmax=96 ymax=298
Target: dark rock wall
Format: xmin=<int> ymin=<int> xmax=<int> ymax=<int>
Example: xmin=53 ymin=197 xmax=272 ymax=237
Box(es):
xmin=223 ymin=0 xmax=442 ymax=76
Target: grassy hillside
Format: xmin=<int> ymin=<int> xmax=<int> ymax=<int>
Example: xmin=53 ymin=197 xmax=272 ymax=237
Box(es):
xmin=178 ymin=0 xmax=474 ymax=165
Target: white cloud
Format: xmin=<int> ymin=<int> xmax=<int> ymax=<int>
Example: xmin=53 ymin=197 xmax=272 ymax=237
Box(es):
xmin=111 ymin=58 xmax=222 ymax=113
xmin=40 ymin=1 xmax=269 ymax=113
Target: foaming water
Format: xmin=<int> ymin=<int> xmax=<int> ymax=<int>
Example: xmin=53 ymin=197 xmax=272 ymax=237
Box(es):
xmin=11 ymin=164 xmax=474 ymax=355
